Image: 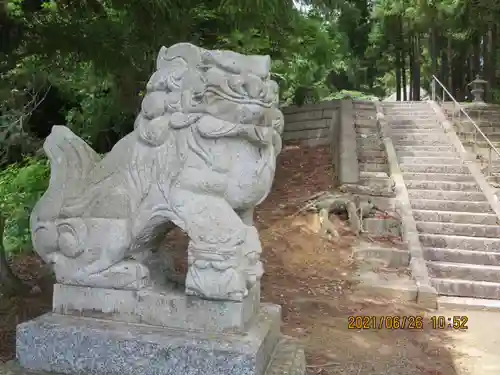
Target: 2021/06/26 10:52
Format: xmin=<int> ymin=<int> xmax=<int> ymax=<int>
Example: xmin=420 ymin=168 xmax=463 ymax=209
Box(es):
xmin=347 ymin=315 xmax=469 ymax=330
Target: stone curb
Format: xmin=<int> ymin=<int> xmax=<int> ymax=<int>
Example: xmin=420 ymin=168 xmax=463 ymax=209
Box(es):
xmin=338 ymin=100 xmax=360 ymax=184
xmin=374 ymin=101 xmax=438 ymax=309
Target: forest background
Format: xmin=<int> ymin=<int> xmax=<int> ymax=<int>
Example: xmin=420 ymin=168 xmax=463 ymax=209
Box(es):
xmin=0 ymin=0 xmax=498 ymax=253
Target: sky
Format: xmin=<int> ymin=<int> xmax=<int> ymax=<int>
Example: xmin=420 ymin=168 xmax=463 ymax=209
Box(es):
xmin=293 ymin=0 xmax=312 ymax=13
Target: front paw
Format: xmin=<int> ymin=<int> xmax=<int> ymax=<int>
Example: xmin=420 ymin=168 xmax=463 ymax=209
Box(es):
xmin=185 ymin=265 xmax=248 ymax=301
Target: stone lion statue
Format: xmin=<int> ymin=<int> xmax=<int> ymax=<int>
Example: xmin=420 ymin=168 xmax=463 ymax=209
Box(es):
xmin=30 ymin=43 xmax=283 ymax=301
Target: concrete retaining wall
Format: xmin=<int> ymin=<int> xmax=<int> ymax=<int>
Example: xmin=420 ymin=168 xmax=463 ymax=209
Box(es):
xmin=281 ymin=101 xmax=340 ymax=147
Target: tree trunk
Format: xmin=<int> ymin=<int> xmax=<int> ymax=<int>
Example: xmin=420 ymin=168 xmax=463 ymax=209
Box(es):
xmin=401 ymin=16 xmax=407 ymax=101
xmin=430 ymin=27 xmax=438 ymax=75
xmin=447 ymin=37 xmax=453 ymax=94
xmin=402 ymin=53 xmax=407 ymax=101
xmin=394 ymin=15 xmax=403 ymax=101
xmin=395 ymin=50 xmax=402 ymax=101
xmin=482 ymin=33 xmax=488 ymax=78
xmin=0 ymin=216 xmax=32 ymax=297
xmin=486 ymin=24 xmax=496 ymax=102
xmin=439 ymin=35 xmax=448 ymax=95
xmin=409 ymin=35 xmax=414 ymax=101
xmin=473 ymin=32 xmax=481 ymax=78
xmin=413 ymin=34 xmax=421 ymax=101
xmin=456 ymin=46 xmax=466 ymax=100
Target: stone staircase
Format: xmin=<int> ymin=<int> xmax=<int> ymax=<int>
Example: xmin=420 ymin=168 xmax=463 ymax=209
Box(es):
xmin=442 ymin=103 xmax=500 ymax=186
xmin=353 ymin=101 xmax=400 ymax=236
xmin=354 ymin=101 xmax=391 ymax=188
xmin=382 ymin=101 xmax=500 ymax=300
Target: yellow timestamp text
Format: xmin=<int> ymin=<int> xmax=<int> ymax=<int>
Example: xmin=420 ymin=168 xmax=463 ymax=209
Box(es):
xmin=347 ymin=315 xmax=424 ymax=330
xmin=430 ymin=315 xmax=469 ymax=330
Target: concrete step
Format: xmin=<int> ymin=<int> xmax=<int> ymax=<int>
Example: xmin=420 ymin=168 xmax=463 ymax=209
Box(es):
xmin=358 ymin=155 xmax=387 ymax=164
xmin=416 ymin=221 xmax=500 ymax=238
xmin=395 ymin=145 xmax=454 ymax=152
xmin=356 ymin=127 xmax=378 ymax=135
xmin=438 ymin=295 xmax=500 ymax=310
xmin=396 ymin=150 xmax=458 ymax=158
xmin=356 ymin=137 xmax=383 ymax=147
xmin=390 ymin=121 xmax=436 ymax=126
xmin=356 ymin=118 xmax=376 ymax=125
xmin=390 ymin=125 xmax=441 ymax=131
xmin=358 ymin=149 xmax=385 ymax=158
xmin=359 ymin=171 xmax=389 ymax=179
xmin=390 ymin=129 xmax=438 ymax=135
xmin=390 ymin=134 xmax=449 ymax=142
xmin=473 ymin=140 xmax=500 ymax=149
xmin=405 ymin=180 xmax=480 ymax=192
xmin=407 ymin=189 xmax=486 ymax=201
xmin=400 ymin=164 xmax=469 ymax=174
xmin=457 ymin=125 xmax=499 ymax=134
xmin=360 ymin=176 xmax=393 ymax=189
xmin=383 ymin=101 xmax=429 ymax=106
xmin=354 ymin=113 xmax=376 ymax=119
xmin=387 ymin=110 xmax=434 ymax=114
xmin=419 ymin=233 xmax=500 ymax=251
xmin=359 ymin=163 xmax=387 ymax=172
xmin=387 ymin=113 xmax=436 ymax=118
xmin=432 ymin=278 xmax=500 ymax=299
xmin=411 ymin=199 xmax=492 ymax=213
xmin=424 ymin=247 xmax=500 ymax=266
xmin=398 ymin=156 xmax=462 ymax=165
xmin=386 ymin=108 xmax=434 ymax=113
xmin=394 ymin=140 xmax=451 ymax=147
xmin=427 ymin=261 xmax=500 ymax=283
xmin=462 ymin=132 xmax=500 ymax=142
xmin=385 ymin=103 xmax=432 ymax=108
xmin=354 ymin=110 xmax=376 ymax=116
xmin=403 ymin=172 xmax=475 ymax=182
xmin=358 ymin=146 xmax=385 ymax=154
xmin=387 ymin=115 xmax=434 ymax=121
xmin=359 ymin=164 xmax=387 ymax=173
xmin=355 ymin=118 xmax=377 ymax=127
xmin=413 ymin=210 xmax=498 ymax=225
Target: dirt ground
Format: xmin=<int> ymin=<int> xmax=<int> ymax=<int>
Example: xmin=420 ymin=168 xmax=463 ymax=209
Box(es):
xmin=0 ymin=144 xmax=461 ymax=374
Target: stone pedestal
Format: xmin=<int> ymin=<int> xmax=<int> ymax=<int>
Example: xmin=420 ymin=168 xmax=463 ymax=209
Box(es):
xmin=14 ymin=284 xmax=305 ymax=375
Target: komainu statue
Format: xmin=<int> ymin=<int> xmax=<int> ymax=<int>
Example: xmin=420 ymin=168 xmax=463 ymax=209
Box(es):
xmin=30 ymin=43 xmax=283 ymax=301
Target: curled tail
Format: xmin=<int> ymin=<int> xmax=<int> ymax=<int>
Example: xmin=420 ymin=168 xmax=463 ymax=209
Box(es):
xmin=31 ymin=125 xmax=101 ymax=225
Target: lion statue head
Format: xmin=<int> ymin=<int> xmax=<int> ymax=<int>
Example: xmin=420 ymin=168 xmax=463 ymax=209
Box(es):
xmin=133 ymin=43 xmax=283 ymax=152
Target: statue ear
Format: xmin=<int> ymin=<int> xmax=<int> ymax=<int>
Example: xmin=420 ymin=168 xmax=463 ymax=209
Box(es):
xmin=155 ymin=46 xmax=169 ymax=70
xmin=158 ymin=43 xmax=203 ymax=70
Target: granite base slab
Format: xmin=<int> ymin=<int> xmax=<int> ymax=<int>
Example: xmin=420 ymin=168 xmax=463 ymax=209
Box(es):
xmin=52 ymin=283 xmax=259 ymax=333
xmin=16 ymin=304 xmax=283 ymax=375
xmin=6 ymin=338 xmax=305 ymax=375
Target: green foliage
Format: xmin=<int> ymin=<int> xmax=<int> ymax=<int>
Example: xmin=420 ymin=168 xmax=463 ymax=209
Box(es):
xmin=324 ymin=90 xmax=378 ymax=101
xmin=0 ymin=158 xmax=49 ymax=253
xmin=0 ymin=0 xmax=372 ymax=159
